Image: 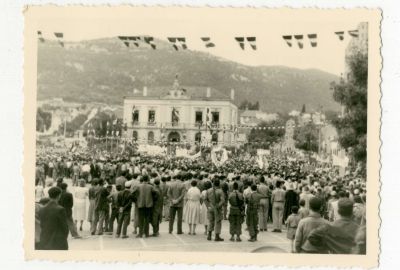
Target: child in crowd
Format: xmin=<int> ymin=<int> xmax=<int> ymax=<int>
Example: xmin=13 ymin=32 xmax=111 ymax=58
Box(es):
xmin=285 ymin=206 xmax=301 ymax=253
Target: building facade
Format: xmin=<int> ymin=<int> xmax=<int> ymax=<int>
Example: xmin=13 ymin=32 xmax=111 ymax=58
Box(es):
xmin=122 ymin=77 xmax=238 ymax=145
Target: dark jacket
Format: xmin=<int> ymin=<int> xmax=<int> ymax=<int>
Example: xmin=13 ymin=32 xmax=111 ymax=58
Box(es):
xmin=38 ymin=200 xmax=69 ymax=250
xmin=94 ymin=187 xmax=110 ymax=211
xmin=307 ymin=217 xmax=360 ymax=254
xmin=59 ymin=191 xmax=73 ymax=217
xmin=117 ymin=189 xmax=134 ymax=213
xmin=132 ymin=182 xmax=159 ymax=208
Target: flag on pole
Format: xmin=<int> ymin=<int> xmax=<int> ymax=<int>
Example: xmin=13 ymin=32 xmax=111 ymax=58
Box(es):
xmin=206 ymin=108 xmax=213 ymax=133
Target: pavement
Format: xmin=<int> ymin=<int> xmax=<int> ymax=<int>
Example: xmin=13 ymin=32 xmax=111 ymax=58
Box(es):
xmin=68 ymin=219 xmax=290 ymax=253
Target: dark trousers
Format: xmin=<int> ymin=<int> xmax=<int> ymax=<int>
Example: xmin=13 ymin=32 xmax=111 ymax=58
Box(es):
xmin=66 ymin=213 xmax=79 ymax=237
xmin=246 ymin=209 xmax=259 ymax=238
xmin=169 ymin=206 xmax=183 ymax=233
xmin=152 ymin=210 xmax=162 ymax=234
xmin=116 ymin=211 xmax=131 ymax=237
xmin=91 ymin=209 xmax=106 ymax=234
xmin=138 ymin=207 xmax=152 ymax=237
xmin=229 ymin=214 xmax=242 ymax=236
xmin=108 ymin=207 xmax=119 ymax=232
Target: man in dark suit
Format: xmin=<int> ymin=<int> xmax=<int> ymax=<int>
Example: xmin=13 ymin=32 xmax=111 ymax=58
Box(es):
xmin=132 ymin=175 xmax=159 ymax=238
xmin=167 ymin=173 xmax=186 ymax=234
xmin=91 ymin=179 xmax=110 ymax=235
xmin=38 ymin=187 xmax=69 ymax=250
xmin=58 ymin=183 xmax=80 ymax=238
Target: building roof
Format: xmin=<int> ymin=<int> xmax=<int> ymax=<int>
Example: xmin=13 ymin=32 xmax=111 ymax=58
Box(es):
xmin=125 ymin=86 xmax=232 ymax=102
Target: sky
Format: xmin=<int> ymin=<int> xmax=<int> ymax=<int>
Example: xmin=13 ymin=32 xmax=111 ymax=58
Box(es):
xmin=29 ymin=7 xmax=369 ymax=76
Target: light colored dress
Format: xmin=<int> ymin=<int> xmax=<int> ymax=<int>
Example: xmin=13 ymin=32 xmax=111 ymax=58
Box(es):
xmin=184 ymin=187 xmax=201 ymax=225
xmin=73 ymin=186 xmax=88 ymax=221
xmin=199 ymin=190 xmax=208 ymax=225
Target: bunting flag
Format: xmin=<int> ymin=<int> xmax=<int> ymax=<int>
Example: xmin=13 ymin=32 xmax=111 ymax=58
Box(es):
xmin=144 ymin=36 xmax=156 ymax=49
xmin=167 ymin=37 xmax=187 ymax=50
xmin=235 ymin=37 xmax=257 ymax=50
xmin=246 ymin=37 xmax=257 ymax=50
xmin=118 ymin=36 xmax=129 ymax=47
xmin=201 ymin=37 xmax=215 ymax=48
xmin=307 ymin=34 xmax=317 ymax=47
xmin=129 ymin=36 xmax=141 ymax=47
xmin=348 ymin=29 xmax=359 ymax=38
xmin=294 ymin=35 xmax=304 ymax=49
xmin=37 ymin=31 xmax=45 ymax=43
xmin=234 ymin=37 xmax=245 ymax=50
xmin=54 ymin=32 xmax=64 ymax=47
xmin=335 ymin=31 xmax=345 ymax=41
xmin=282 ymin=35 xmax=293 ymax=47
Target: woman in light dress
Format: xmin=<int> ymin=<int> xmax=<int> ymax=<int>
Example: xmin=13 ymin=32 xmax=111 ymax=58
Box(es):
xmin=200 ymin=180 xmax=212 ymax=235
xmin=184 ymin=180 xmax=201 ymax=235
xmin=73 ymin=179 xmax=89 ymax=231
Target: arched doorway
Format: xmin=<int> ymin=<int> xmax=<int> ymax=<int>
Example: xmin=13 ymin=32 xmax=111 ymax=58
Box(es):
xmin=168 ymin=131 xmax=181 ymax=142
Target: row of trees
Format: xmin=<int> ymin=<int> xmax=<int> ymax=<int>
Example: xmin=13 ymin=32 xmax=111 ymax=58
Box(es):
xmin=36 ymin=108 xmax=52 ymax=132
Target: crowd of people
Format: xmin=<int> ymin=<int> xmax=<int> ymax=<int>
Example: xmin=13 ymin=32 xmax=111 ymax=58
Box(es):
xmin=34 ymin=146 xmax=367 ymax=254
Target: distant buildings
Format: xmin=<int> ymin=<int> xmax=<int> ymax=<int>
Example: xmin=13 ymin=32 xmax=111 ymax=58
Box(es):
xmin=122 ymin=76 xmax=238 ymax=145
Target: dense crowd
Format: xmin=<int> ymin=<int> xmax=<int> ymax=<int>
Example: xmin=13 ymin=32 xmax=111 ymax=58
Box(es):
xmin=34 ymin=147 xmax=367 ymax=254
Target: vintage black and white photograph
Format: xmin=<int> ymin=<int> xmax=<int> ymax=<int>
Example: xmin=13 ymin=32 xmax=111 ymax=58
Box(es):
xmin=23 ymin=6 xmax=381 ymax=267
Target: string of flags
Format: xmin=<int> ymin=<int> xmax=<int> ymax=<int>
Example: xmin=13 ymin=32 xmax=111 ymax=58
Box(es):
xmin=37 ymin=27 xmax=362 ymax=49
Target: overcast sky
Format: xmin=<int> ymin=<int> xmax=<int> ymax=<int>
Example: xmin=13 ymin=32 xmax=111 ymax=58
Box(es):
xmin=31 ymin=7 xmax=369 ymax=76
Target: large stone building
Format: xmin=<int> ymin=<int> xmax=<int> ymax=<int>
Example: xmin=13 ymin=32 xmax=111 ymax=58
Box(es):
xmin=122 ymin=77 xmax=238 ymax=145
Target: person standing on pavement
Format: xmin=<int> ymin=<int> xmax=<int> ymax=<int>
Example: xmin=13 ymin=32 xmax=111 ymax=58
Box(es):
xmin=151 ymin=178 xmax=164 ymax=237
xmin=168 ymin=173 xmax=186 ymax=234
xmin=228 ymin=182 xmax=244 ymax=242
xmin=107 ymin=184 xmax=122 ymax=234
xmin=132 ymin=174 xmax=159 ymax=238
xmin=58 ymin=183 xmax=81 ymax=239
xmin=246 ymin=184 xmax=263 ymax=242
xmin=257 ymin=176 xmax=270 ymax=232
xmin=91 ymin=179 xmax=110 ymax=235
xmin=271 ymin=180 xmax=286 ymax=232
xmin=116 ymin=182 xmax=134 ymax=238
xmin=205 ymin=178 xmax=225 ymax=241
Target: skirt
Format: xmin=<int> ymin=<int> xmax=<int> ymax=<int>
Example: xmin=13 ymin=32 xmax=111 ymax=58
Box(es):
xmin=74 ymin=198 xmax=87 ymax=221
xmin=184 ymin=200 xmax=201 ymax=225
xmin=199 ymin=203 xmax=208 ymax=226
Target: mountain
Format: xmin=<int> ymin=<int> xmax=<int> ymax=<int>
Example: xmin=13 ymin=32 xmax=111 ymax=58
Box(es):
xmin=37 ymin=38 xmax=340 ymax=113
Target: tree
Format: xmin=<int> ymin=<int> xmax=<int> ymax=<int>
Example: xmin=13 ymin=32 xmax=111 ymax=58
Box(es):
xmin=330 ymin=51 xmax=367 ymax=167
xmin=248 ymin=119 xmax=286 ymax=148
xmin=36 ymin=108 xmax=52 ymax=132
xmin=293 ymin=122 xmax=319 ymax=153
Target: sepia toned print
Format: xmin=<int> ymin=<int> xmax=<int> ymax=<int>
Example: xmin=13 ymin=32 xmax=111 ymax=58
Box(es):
xmin=23 ymin=6 xmax=381 ymax=267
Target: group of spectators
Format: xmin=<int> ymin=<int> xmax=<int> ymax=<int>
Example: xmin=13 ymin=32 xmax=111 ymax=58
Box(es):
xmin=34 ymin=149 xmax=366 ymax=254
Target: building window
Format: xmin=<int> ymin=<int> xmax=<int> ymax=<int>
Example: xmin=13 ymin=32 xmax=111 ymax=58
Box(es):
xmin=195 ymin=132 xmax=202 ymax=143
xmin=132 ymin=110 xmax=139 ymax=125
xmin=195 ymin=111 xmax=203 ymax=125
xmin=148 ymin=110 xmax=156 ymax=125
xmin=132 ymin=131 xmax=138 ymax=141
xmin=212 ymin=133 xmax=218 ymax=144
xmin=211 ymin=111 xmax=220 ymax=128
xmin=148 ymin=131 xmax=154 ymax=144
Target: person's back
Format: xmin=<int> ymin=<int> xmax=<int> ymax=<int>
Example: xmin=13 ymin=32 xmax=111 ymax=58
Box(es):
xmin=38 ymin=187 xmax=69 ymax=250
xmin=307 ymin=198 xmax=360 ymax=254
xmin=294 ymin=197 xmax=328 ymax=253
xmin=168 ymin=178 xmax=185 ymax=207
xmin=136 ymin=182 xmax=155 ymax=208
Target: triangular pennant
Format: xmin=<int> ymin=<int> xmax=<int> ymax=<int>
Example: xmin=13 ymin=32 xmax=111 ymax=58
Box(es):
xmin=307 ymin=34 xmax=318 ymax=47
xmin=348 ymin=30 xmax=359 ymax=38
xmin=37 ymin=31 xmax=45 ymax=43
xmin=335 ymin=31 xmax=345 ymax=41
xmin=282 ymin=35 xmax=293 ymax=47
